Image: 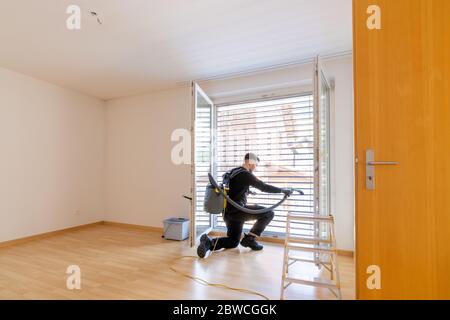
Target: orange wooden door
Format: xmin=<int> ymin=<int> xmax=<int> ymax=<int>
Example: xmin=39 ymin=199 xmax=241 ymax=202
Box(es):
xmin=353 ymin=0 xmax=450 ymax=299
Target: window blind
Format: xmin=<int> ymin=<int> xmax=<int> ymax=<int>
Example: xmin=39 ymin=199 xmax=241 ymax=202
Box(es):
xmin=194 ymin=101 xmax=213 ymax=231
xmin=215 ymin=95 xmax=315 ymax=236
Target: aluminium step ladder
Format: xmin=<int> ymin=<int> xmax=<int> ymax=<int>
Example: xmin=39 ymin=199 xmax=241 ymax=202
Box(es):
xmin=280 ymin=212 xmax=342 ymax=300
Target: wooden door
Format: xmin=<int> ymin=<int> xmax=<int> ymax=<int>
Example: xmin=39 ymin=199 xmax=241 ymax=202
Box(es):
xmin=354 ymin=0 xmax=450 ymax=299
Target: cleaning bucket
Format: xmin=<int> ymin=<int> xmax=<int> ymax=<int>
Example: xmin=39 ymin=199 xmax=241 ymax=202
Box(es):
xmin=163 ymin=218 xmax=190 ymax=241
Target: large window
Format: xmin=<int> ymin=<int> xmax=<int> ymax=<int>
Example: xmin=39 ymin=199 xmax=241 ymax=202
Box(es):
xmin=191 ymin=60 xmax=331 ymax=243
xmin=214 ymin=95 xmax=316 ymax=237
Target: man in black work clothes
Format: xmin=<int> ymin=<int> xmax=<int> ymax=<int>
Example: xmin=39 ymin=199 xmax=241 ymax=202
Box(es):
xmin=197 ymin=153 xmax=293 ymax=258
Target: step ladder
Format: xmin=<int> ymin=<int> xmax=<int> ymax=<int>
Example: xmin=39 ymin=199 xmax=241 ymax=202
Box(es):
xmin=280 ymin=212 xmax=342 ymax=300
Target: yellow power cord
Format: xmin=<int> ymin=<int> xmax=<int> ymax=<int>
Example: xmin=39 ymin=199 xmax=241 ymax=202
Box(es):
xmin=169 ymin=237 xmax=270 ymax=300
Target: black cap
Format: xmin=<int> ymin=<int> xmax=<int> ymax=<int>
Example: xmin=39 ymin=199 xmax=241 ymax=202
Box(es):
xmin=244 ymin=153 xmax=260 ymax=163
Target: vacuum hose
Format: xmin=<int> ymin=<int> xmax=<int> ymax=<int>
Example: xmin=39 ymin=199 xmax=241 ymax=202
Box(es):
xmin=208 ymin=173 xmax=303 ymax=215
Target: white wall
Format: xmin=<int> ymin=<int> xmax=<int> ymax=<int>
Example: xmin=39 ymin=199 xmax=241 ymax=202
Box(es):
xmin=104 ymin=55 xmax=354 ymax=251
xmin=0 ymin=67 xmax=106 ymax=242
xmin=0 ymin=56 xmax=354 ymax=250
xmin=105 ymin=87 xmax=192 ymax=226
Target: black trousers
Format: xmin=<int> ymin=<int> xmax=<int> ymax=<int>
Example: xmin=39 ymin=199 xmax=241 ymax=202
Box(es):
xmin=212 ymin=205 xmax=274 ymax=251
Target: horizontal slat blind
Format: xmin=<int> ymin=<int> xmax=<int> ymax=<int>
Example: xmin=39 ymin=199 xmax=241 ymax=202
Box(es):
xmin=215 ymin=95 xmax=315 ymax=236
xmin=195 ymin=103 xmax=212 ymax=228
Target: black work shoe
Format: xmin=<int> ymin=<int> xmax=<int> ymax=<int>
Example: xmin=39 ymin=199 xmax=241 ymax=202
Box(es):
xmin=240 ymin=234 xmax=263 ymax=251
xmin=197 ymin=234 xmax=213 ymax=258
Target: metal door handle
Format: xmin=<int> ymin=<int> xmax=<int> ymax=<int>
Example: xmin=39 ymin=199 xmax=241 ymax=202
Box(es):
xmin=367 ymin=161 xmax=398 ymax=166
xmin=366 ymin=150 xmax=398 ymax=190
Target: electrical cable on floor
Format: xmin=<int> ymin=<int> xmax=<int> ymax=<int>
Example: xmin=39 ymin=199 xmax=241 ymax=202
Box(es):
xmin=169 ymin=238 xmax=270 ymax=300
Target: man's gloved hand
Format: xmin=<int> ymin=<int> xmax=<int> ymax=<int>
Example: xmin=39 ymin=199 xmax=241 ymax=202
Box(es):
xmin=281 ymin=188 xmax=293 ymax=197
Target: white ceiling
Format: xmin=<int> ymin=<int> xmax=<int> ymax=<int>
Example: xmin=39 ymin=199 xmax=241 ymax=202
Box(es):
xmin=0 ymin=0 xmax=352 ymax=100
